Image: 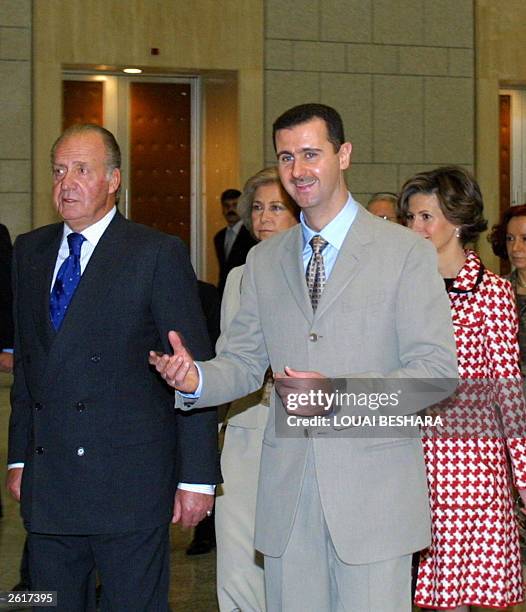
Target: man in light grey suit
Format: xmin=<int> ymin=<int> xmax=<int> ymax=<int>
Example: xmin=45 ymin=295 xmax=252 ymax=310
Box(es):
xmin=151 ymin=104 xmax=457 ymax=611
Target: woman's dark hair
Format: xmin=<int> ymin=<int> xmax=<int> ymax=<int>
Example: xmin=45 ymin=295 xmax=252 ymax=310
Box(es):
xmin=488 ymin=204 xmax=526 ymax=260
xmin=397 ymin=165 xmax=487 ymax=245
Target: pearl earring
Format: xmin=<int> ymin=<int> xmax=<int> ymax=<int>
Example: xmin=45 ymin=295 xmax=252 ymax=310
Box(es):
xmin=455 ymin=228 xmax=461 ymax=239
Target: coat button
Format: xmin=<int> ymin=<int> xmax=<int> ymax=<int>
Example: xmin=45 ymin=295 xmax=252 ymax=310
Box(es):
xmin=76 ymin=402 xmax=85 ymax=412
xmin=89 ymin=354 xmax=101 ymax=363
xmin=35 ymin=402 xmax=43 ymax=411
xmin=77 ymin=447 xmax=85 ymax=457
xmin=309 ymin=333 xmax=318 ymax=342
xmin=35 ymin=446 xmax=44 ymax=455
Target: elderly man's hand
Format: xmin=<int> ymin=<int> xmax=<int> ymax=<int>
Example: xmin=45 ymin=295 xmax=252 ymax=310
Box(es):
xmin=172 ymin=489 xmax=214 ymax=528
xmin=0 ymin=352 xmax=13 ymax=373
xmin=149 ymin=331 xmax=200 ymax=393
xmin=6 ymin=467 xmax=23 ymax=502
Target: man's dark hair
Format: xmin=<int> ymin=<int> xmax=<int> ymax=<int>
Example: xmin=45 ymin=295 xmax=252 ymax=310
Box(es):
xmin=272 ymin=103 xmax=345 ymax=153
xmin=220 ymin=189 xmax=241 ymax=204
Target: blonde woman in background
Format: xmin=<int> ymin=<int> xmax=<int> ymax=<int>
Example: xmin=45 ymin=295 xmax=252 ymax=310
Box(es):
xmin=215 ymin=167 xmax=299 ymax=612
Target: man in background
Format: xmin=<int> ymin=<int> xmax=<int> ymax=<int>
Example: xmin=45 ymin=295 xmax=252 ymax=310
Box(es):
xmin=214 ymin=188 xmax=257 ymax=295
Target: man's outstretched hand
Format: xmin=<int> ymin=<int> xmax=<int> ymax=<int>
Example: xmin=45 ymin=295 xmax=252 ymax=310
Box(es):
xmin=149 ymin=331 xmax=200 ymax=393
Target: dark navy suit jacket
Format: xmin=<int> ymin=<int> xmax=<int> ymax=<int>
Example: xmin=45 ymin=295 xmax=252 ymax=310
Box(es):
xmin=8 ymin=212 xmax=221 ymax=534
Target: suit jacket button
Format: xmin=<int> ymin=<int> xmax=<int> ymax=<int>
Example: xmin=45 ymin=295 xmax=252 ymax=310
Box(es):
xmin=35 ymin=402 xmax=43 ymax=411
xmin=309 ymin=333 xmax=318 ymax=342
xmin=77 ymin=447 xmax=85 ymax=457
xmin=89 ymin=354 xmax=101 ymax=363
xmin=76 ymin=402 xmax=85 ymax=412
xmin=35 ymin=446 xmax=44 ymax=455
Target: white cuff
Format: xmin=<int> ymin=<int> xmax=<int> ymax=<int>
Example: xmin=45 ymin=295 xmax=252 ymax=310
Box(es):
xmin=179 ymin=363 xmax=203 ymax=406
xmin=177 ymin=482 xmax=215 ymax=495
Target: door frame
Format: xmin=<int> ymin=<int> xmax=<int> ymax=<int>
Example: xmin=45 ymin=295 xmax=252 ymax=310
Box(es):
xmin=62 ymin=71 xmax=202 ymax=269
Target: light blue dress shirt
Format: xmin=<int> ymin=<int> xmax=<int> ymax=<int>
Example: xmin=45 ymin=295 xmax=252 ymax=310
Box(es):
xmin=301 ymin=192 xmax=359 ymax=277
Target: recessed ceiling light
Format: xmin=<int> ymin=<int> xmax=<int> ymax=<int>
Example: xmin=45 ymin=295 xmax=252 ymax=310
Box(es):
xmin=123 ymin=68 xmax=142 ymax=74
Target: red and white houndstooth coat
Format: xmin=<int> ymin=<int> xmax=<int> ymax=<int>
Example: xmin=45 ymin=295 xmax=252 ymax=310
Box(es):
xmin=414 ymin=250 xmax=526 ymax=609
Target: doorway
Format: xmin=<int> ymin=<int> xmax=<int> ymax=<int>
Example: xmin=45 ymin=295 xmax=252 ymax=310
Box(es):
xmin=62 ymin=72 xmax=201 ymax=266
xmin=499 ymin=87 xmax=526 ymax=274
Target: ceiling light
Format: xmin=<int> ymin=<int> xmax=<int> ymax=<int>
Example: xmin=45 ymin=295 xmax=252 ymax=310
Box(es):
xmin=123 ymin=68 xmax=142 ymax=74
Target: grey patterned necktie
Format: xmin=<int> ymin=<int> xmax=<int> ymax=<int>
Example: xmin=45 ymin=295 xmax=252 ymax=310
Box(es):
xmin=306 ymin=235 xmax=328 ymax=311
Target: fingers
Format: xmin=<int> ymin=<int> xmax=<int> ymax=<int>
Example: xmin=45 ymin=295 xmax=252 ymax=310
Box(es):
xmin=148 ymin=350 xmax=163 ymax=366
xmin=172 ymin=496 xmax=182 ymax=525
xmin=168 ymin=330 xmax=183 ymax=353
xmin=173 ymin=490 xmax=214 ymax=529
xmin=284 ymin=367 xmax=324 ymax=379
xmin=6 ymin=468 xmax=22 ymax=502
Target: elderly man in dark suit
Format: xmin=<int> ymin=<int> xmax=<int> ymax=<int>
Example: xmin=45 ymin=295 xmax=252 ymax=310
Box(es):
xmin=6 ymin=124 xmax=220 ymax=611
xmin=214 ymin=188 xmax=257 ymax=295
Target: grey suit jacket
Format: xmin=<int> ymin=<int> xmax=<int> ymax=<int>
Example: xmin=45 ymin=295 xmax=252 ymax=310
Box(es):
xmin=189 ymin=206 xmax=457 ymax=563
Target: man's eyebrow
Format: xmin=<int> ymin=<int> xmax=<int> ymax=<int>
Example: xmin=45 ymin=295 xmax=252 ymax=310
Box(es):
xmin=276 ymin=147 xmax=322 ymax=156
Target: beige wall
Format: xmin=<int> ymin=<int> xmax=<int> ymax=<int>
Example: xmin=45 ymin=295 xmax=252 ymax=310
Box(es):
xmin=30 ymin=0 xmax=263 ymax=280
xmin=0 ymin=0 xmax=31 ymax=239
xmin=9 ymin=0 xmax=521 ymax=280
xmin=264 ymin=0 xmax=475 ymax=205
xmin=475 ymin=0 xmax=526 ymax=271
xmin=203 ymin=76 xmax=240 ymax=285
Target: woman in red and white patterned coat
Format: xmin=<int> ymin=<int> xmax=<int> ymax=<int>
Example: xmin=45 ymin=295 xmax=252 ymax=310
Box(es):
xmin=399 ymin=165 xmax=526 ymax=612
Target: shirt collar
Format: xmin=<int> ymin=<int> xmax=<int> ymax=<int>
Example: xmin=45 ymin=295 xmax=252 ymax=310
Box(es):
xmin=229 ymin=219 xmax=243 ymax=236
xmin=301 ymin=193 xmax=359 ymax=250
xmin=62 ymin=207 xmax=117 ymax=247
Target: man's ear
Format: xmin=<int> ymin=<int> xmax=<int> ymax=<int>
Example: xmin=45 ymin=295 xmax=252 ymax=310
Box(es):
xmin=108 ymin=168 xmax=121 ymax=194
xmin=338 ymin=142 xmax=352 ymax=170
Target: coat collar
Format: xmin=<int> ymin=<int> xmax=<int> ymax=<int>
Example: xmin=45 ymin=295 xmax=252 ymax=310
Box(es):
xmin=448 ymin=250 xmax=484 ymax=294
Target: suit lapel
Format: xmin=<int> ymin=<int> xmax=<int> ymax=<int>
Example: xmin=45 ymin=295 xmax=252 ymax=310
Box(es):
xmin=30 ymin=226 xmax=63 ymax=352
xmin=279 ymin=226 xmax=312 ymax=323
xmin=314 ymin=206 xmax=373 ymax=320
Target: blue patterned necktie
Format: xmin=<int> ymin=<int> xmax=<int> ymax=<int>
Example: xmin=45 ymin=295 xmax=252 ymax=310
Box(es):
xmin=49 ymin=232 xmax=86 ymax=330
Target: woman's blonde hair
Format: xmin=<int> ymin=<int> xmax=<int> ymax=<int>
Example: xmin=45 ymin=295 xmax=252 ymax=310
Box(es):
xmin=237 ymin=166 xmax=300 ymax=236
